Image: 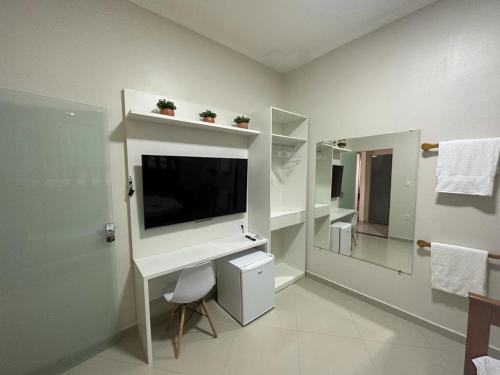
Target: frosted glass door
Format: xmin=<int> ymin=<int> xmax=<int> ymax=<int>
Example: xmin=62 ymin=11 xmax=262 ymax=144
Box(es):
xmin=0 ymin=88 xmax=117 ymax=375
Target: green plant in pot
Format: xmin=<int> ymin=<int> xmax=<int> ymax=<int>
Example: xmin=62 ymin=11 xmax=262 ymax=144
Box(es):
xmin=234 ymin=115 xmax=250 ymax=129
xmin=199 ymin=109 xmax=217 ymax=123
xmin=157 ymin=99 xmax=176 ymax=116
xmin=337 ymin=139 xmax=347 ymax=148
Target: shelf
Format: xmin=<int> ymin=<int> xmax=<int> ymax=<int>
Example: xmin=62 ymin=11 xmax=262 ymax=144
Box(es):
xmin=330 ymin=207 xmax=357 ymax=222
xmin=272 ymin=134 xmax=307 ymax=146
xmin=274 ymin=263 xmax=304 ymax=292
xmin=331 ymin=146 xmax=352 ymax=152
xmin=271 ymin=107 xmax=308 ymax=124
xmin=271 ymin=208 xmax=306 ymax=231
xmin=314 ymin=203 xmax=330 ymax=219
xmin=127 ymin=110 xmax=260 ymax=137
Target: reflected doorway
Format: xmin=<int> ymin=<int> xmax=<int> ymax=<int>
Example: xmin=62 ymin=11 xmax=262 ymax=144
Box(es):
xmin=356 ymin=149 xmax=393 ymax=238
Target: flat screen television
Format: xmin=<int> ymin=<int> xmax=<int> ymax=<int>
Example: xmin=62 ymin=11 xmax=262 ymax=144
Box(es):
xmin=331 ymin=165 xmax=344 ymax=198
xmin=141 ymin=155 xmax=248 ymax=229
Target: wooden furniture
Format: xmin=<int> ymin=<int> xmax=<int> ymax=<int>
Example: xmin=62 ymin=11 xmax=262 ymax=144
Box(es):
xmin=134 ymin=235 xmax=269 ymax=363
xmin=464 ymin=292 xmax=500 ymax=375
xmin=416 ymin=240 xmax=500 ymax=260
xmin=248 ymin=107 xmax=308 ymax=291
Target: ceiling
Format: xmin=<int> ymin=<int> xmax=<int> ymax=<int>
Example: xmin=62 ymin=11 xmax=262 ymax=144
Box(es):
xmin=130 ymin=0 xmax=438 ymax=73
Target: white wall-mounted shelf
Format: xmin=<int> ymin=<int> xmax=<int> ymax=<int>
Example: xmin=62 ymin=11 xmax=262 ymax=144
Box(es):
xmin=331 ymin=146 xmax=352 ymax=152
xmin=314 ymin=203 xmax=330 ymax=219
xmin=127 ymin=110 xmax=260 ymax=137
xmin=272 ymin=134 xmax=307 ymax=146
xmin=271 ymin=208 xmax=306 ymax=231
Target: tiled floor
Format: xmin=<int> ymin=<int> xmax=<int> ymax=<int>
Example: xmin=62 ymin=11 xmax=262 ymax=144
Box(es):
xmin=65 ymin=277 xmax=465 ymax=375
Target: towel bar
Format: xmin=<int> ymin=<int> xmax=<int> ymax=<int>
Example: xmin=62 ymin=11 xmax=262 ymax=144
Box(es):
xmin=421 ymin=143 xmax=439 ymax=150
xmin=417 ymin=239 xmax=500 ymax=260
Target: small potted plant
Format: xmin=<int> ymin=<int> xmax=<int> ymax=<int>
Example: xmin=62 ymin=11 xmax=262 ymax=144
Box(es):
xmin=199 ymin=109 xmax=217 ymax=123
xmin=234 ymin=115 xmax=250 ymax=129
xmin=337 ymin=139 xmax=347 ymax=148
xmin=156 ymin=99 xmax=176 ymax=116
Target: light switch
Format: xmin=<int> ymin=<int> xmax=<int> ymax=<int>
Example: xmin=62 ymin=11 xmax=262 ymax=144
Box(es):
xmin=405 ymin=180 xmax=412 ymax=188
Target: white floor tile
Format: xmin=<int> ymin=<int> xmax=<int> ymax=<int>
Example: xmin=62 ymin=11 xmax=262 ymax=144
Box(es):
xmin=63 ymin=277 xmax=467 ymax=375
xmin=365 ymin=340 xmax=460 ymax=375
xmin=151 ymin=316 xmax=237 ymax=375
xmin=99 ymin=332 xmax=147 ymax=365
xmin=253 ymin=287 xmax=297 ymax=330
xmin=348 ymin=299 xmax=429 ymax=346
xmin=298 ymin=331 xmax=379 ymax=375
xmin=296 ymin=292 xmax=360 ymax=338
xmin=63 ymin=356 xmax=149 ymax=375
xmin=223 ymin=324 xmax=299 ymax=375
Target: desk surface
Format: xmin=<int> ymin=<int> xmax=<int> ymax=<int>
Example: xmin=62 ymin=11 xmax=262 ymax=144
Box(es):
xmin=134 ymin=235 xmax=269 ymax=280
xmin=330 ymin=207 xmax=357 ymax=222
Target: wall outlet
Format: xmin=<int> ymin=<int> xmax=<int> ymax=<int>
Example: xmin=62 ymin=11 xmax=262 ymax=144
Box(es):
xmin=403 ymin=214 xmax=410 ymax=221
xmin=239 ymin=220 xmax=245 ymax=232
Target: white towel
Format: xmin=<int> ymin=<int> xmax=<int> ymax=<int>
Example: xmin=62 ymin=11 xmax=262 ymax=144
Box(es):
xmin=435 ymin=138 xmax=500 ymax=196
xmin=431 ymin=242 xmax=488 ymax=297
xmin=473 ymin=356 xmax=500 ymax=375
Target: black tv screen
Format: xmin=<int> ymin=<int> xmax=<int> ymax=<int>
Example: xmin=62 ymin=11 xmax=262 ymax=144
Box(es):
xmin=141 ymin=155 xmax=248 ymax=229
xmin=331 ymin=165 xmax=344 ymax=198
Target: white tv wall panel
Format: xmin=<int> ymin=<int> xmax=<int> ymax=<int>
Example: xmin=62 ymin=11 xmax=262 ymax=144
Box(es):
xmin=123 ymin=89 xmax=253 ymax=260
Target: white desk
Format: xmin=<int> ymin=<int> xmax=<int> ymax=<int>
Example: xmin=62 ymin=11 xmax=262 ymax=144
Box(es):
xmin=134 ymin=235 xmax=269 ymax=363
xmin=330 ymin=207 xmax=357 ymax=222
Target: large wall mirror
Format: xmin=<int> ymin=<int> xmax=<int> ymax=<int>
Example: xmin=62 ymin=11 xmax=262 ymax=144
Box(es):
xmin=314 ymin=130 xmax=420 ymax=274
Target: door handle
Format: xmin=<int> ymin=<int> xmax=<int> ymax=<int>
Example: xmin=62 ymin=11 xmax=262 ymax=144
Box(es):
xmin=105 ymin=223 xmax=116 ymax=242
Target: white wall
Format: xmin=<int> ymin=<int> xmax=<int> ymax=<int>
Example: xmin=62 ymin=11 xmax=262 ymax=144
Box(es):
xmin=285 ymin=0 xmax=500 ymax=345
xmin=0 ymin=0 xmax=285 ymax=330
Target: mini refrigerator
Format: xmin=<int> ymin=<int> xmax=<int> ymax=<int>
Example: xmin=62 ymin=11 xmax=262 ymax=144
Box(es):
xmin=331 ymin=222 xmax=352 ymax=256
xmin=216 ymin=251 xmax=275 ymax=325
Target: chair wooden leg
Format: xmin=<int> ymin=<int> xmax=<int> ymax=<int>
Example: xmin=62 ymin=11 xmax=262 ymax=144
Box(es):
xmin=200 ymin=298 xmax=217 ymax=338
xmin=175 ymin=304 xmax=186 ymax=359
xmin=166 ymin=304 xmax=177 ymax=331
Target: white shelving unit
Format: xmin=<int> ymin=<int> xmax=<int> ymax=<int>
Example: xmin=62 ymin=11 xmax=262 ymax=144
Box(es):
xmin=271 ymin=208 xmax=306 ymax=231
xmin=248 ymin=107 xmax=308 ymax=291
xmin=127 ymin=110 xmax=260 ymax=137
xmin=271 ymin=133 xmax=307 ymax=145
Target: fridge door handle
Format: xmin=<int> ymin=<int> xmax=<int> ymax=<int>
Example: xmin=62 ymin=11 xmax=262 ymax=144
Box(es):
xmin=241 ymin=256 xmax=274 ymax=272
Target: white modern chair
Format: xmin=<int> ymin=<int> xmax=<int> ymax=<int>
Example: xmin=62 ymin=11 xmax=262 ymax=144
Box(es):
xmin=163 ymin=261 xmax=217 ymax=358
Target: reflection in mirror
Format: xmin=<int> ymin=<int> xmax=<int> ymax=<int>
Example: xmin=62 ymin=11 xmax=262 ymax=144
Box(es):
xmin=313 ymin=130 xmax=420 ymax=274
